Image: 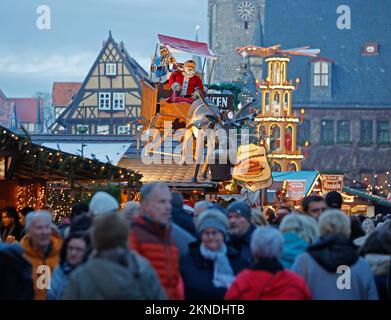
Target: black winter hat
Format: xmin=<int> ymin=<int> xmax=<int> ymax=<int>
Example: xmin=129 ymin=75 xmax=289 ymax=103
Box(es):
xmin=226 ymin=201 xmax=252 ymax=223
xmin=325 ymin=191 xmax=343 ymax=209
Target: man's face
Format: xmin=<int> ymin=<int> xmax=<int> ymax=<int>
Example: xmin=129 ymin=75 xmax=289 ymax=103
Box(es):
xmin=142 ymin=187 xmax=172 ymax=225
xmin=184 ymin=62 xmax=196 ymax=75
xmin=2 ymin=212 xmax=13 ymax=227
xmin=66 ymin=238 xmax=87 ymax=266
xmin=228 ymin=212 xmax=250 ymax=237
xmin=28 ymin=217 xmax=52 ymax=249
xmin=307 ymin=201 xmax=327 ymax=220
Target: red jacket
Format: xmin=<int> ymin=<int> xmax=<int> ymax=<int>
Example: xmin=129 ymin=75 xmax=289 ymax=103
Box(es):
xmin=130 ymin=214 xmax=181 ymax=300
xmin=169 ymin=71 xmax=204 ymax=97
xmin=225 ymin=269 xmax=312 ymax=300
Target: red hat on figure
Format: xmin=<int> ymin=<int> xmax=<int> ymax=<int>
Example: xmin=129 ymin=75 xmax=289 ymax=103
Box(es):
xmin=183 ymin=199 xmax=195 ymax=214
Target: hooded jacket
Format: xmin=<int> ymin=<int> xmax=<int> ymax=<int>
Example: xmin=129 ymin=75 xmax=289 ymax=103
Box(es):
xmin=292 ymin=236 xmax=379 ymax=300
xmin=62 ymin=249 xmax=166 ymax=300
xmin=130 ymin=214 xmax=180 ymax=299
xmin=225 ymin=258 xmax=311 ymax=300
xmin=20 ymin=233 xmax=62 ymax=300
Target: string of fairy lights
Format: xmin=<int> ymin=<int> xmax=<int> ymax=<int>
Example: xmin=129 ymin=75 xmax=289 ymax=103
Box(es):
xmin=1 ymin=127 xmax=143 ymax=220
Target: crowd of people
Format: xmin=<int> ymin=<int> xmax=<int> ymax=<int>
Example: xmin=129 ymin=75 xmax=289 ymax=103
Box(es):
xmin=1 ymin=184 xmax=390 ymax=300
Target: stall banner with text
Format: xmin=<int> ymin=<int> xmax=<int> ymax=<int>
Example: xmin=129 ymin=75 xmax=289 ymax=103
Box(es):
xmin=321 ymin=174 xmax=344 ymax=194
xmin=232 ymin=144 xmax=272 ymax=192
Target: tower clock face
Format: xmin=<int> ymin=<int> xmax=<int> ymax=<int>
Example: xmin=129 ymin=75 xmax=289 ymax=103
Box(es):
xmin=237 ymin=1 xmax=256 ymax=21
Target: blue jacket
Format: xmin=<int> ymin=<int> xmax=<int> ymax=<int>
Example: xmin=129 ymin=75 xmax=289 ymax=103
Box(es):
xmin=280 ymin=232 xmax=308 ymax=269
xmin=180 ymin=241 xmax=247 ymax=300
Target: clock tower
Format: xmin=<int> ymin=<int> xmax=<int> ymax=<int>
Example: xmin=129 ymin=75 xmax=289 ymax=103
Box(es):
xmin=208 ymin=0 xmax=265 ymax=83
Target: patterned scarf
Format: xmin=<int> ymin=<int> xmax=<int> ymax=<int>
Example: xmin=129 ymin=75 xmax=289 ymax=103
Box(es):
xmin=200 ymin=243 xmax=235 ymax=289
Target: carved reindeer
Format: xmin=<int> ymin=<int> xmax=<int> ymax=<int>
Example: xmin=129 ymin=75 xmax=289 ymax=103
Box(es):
xmin=181 ymin=91 xmax=255 ymax=182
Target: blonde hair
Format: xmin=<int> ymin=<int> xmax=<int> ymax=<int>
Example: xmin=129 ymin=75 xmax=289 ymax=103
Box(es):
xmin=319 ymin=209 xmax=351 ymax=238
xmin=279 ymin=214 xmax=319 ymax=244
xmin=251 ymin=208 xmax=268 ymax=227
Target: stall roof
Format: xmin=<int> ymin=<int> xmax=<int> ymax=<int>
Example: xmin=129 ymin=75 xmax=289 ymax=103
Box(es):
xmin=0 ymin=126 xmax=137 ymax=183
xmin=272 ymin=171 xmax=320 ymax=195
xmin=158 ymin=34 xmax=217 ymax=59
xmin=42 ymin=142 xmax=131 ymax=165
xmin=343 ymin=187 xmax=391 ymax=208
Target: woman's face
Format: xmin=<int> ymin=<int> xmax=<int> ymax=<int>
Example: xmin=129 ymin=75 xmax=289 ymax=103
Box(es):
xmin=2 ymin=212 xmax=13 ymax=227
xmin=201 ymin=228 xmax=224 ymax=251
xmin=66 ymin=238 xmax=87 ymax=266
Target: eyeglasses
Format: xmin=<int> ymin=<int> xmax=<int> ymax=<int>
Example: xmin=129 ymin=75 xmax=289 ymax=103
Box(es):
xmin=202 ymin=230 xmax=221 ymax=238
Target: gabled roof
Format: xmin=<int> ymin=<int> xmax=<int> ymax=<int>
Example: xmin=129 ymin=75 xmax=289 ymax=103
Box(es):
xmin=52 ymin=82 xmax=82 ymax=107
xmin=7 ymin=97 xmax=43 ymax=124
xmin=262 ymin=0 xmax=391 ymax=107
xmin=55 ymin=32 xmax=147 ymax=127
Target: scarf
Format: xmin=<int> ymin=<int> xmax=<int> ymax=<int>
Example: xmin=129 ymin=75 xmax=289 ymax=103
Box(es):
xmin=200 ymin=243 xmax=235 ymax=289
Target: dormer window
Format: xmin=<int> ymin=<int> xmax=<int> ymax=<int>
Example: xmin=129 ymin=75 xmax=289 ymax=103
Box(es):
xmin=105 ymin=63 xmax=117 ymax=76
xmin=310 ymin=58 xmax=333 ymax=102
xmin=314 ymin=61 xmax=329 ymax=87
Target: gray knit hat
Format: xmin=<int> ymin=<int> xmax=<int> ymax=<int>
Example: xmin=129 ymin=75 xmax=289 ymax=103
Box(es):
xmin=196 ymin=209 xmax=229 ymax=236
xmin=226 ymin=201 xmax=252 ymax=223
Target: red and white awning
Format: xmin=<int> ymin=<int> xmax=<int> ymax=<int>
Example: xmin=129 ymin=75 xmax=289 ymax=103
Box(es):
xmin=158 ymin=34 xmax=217 ymax=59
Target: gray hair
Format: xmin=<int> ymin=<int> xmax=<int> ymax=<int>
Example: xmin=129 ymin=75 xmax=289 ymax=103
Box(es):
xmin=140 ymin=182 xmax=169 ymax=202
xmin=279 ymin=214 xmax=319 ymax=245
xmin=250 ymin=226 xmax=284 ymax=260
xmin=122 ymin=201 xmax=140 ymax=220
xmin=25 ymin=210 xmax=53 ymax=231
xmin=319 ymin=209 xmax=351 ymax=238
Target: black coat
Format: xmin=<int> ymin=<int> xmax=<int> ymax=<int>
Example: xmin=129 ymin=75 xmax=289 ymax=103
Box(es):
xmin=180 ymin=241 xmax=247 ymax=300
xmin=171 ymin=207 xmax=196 ymax=236
xmin=227 ymin=224 xmax=256 ymax=266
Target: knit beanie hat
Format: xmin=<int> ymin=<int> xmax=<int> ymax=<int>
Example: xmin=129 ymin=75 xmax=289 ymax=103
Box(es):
xmin=196 ymin=209 xmax=229 ymax=236
xmin=89 ymin=191 xmax=119 ymax=216
xmin=226 ymin=201 xmax=252 ymax=223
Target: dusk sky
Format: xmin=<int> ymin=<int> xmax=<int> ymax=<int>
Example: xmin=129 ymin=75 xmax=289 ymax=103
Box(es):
xmin=0 ymin=0 xmax=208 ymax=97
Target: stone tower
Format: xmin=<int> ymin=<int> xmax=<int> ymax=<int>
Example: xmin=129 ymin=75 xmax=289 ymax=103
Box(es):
xmin=256 ymin=56 xmax=304 ymax=172
xmin=208 ymin=0 xmax=265 ymax=83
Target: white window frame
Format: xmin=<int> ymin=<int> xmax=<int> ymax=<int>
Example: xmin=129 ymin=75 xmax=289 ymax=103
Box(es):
xmin=75 ymin=124 xmax=90 ymax=135
xmin=113 ymin=92 xmax=125 ymax=110
xmin=96 ymin=125 xmax=110 ymax=135
xmin=105 ymin=63 xmax=117 ymax=76
xmin=99 ymin=92 xmax=111 ymax=110
xmin=117 ymin=125 xmax=131 ymax=135
xmin=314 ymin=61 xmax=329 ymax=87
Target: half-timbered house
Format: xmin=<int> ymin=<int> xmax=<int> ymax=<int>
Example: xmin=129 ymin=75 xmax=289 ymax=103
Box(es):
xmin=52 ymin=32 xmax=147 ymax=135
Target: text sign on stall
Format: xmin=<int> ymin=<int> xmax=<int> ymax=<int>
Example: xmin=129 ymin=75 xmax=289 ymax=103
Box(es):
xmin=286 ymin=180 xmax=306 ymax=201
xmin=206 ymin=94 xmax=234 ymax=111
xmin=320 ymin=174 xmax=344 ymax=194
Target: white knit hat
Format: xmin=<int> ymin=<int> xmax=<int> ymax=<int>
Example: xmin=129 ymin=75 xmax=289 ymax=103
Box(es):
xmin=89 ymin=191 xmax=119 ymax=216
